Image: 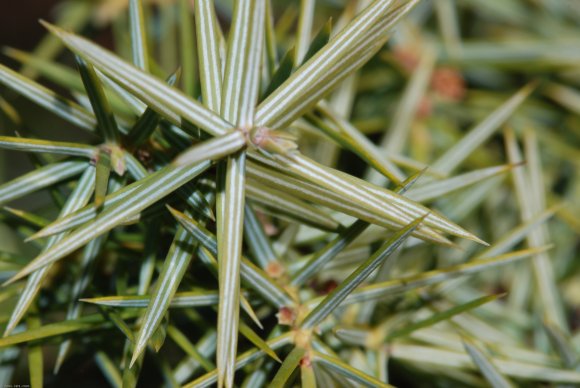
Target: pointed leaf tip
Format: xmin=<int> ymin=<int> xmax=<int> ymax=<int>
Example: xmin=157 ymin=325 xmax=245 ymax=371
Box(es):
xmin=39 ymin=20 xmax=60 ymax=34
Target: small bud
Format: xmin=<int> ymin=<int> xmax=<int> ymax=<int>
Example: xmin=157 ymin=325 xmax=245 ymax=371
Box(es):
xmin=266 ymin=261 xmax=285 ymax=279
xmin=110 ymin=145 xmax=127 ymax=176
xmin=431 ymin=67 xmax=466 ymax=101
xmin=250 ymin=127 xmax=298 ymax=155
xmin=277 ymin=306 xmax=296 ymax=326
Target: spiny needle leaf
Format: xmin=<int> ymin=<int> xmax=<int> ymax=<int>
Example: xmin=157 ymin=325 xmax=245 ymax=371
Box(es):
xmin=0 ymin=62 xmax=96 ymax=131
xmin=301 ymin=15 xmax=332 ymax=66
xmin=475 ymin=206 xmax=559 ymax=260
xmin=310 ymin=103 xmax=406 ymax=184
xmin=301 ymin=216 xmax=423 ymax=329
xmin=343 ymin=246 xmax=552 ymax=305
xmin=246 ymin=161 xmax=449 ymax=244
xmin=126 ymin=70 xmax=179 ymax=148
xmin=184 ymin=333 xmax=294 ymax=388
xmin=0 ymin=160 xmax=87 ymax=207
xmin=406 ymin=164 xmax=517 ymax=203
xmin=239 ymin=322 xmax=281 ymax=363
xmin=43 ymin=22 xmax=234 ymax=137
xmin=432 ymin=83 xmax=535 ymax=175
xmin=243 ymin=202 xmax=279 ymax=268
xmin=0 ymin=136 xmax=94 ymax=158
xmin=291 ymin=219 xmax=370 ymax=287
xmin=168 ymin=325 xmax=216 ymax=373
xmin=130 ymin=224 xmax=197 ymax=366
xmin=54 ymin=235 xmax=106 ymax=373
xmin=504 ymin=128 xmax=566 ymax=328
xmin=215 ymin=0 xmax=265 ymax=385
xmin=178 ymin=0 xmax=196 ymax=96
xmin=261 ymin=48 xmax=295 ymax=101
xmin=463 ymin=338 xmax=516 ymax=388
xmin=26 ymin=308 xmax=44 ymax=388
xmin=295 ymin=0 xmax=315 ymax=66
xmin=129 ymin=0 xmax=149 ymax=71
xmin=385 ymin=294 xmax=504 ymax=341
xmin=173 ymin=131 xmax=247 ymax=167
xmin=94 ymin=147 xmax=112 ymax=208
xmin=246 ymin=180 xmax=340 ymax=232
xmin=220 ymin=0 xmax=265 ymax=126
xmin=95 ymin=351 xmax=123 ymax=387
xmin=262 ymin=152 xmax=479 ymax=244
xmin=256 ymin=0 xmax=419 ymax=129
xmin=390 ymin=343 xmax=580 ymax=383
xmin=312 ymin=351 xmax=391 ymax=388
xmin=76 ymin=56 xmax=120 ymax=143
xmin=29 ymin=156 xmax=212 ymax=241
xmin=3 ymin=206 xmax=49 ymax=228
xmin=268 ymin=347 xmax=306 ymax=388
xmin=80 ymin=291 xmax=220 ymax=308
xmin=6 ymin=162 xmax=211 ymax=284
xmin=195 ymin=0 xmax=223 ymax=112
xmin=0 ymin=311 xmax=139 ymax=348
xmin=215 ymin=152 xmax=248 ymax=388
xmin=543 ymin=321 xmax=580 ymax=369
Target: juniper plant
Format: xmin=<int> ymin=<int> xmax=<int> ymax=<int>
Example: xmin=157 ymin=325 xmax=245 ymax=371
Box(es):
xmin=0 ymin=0 xmax=579 ymax=387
